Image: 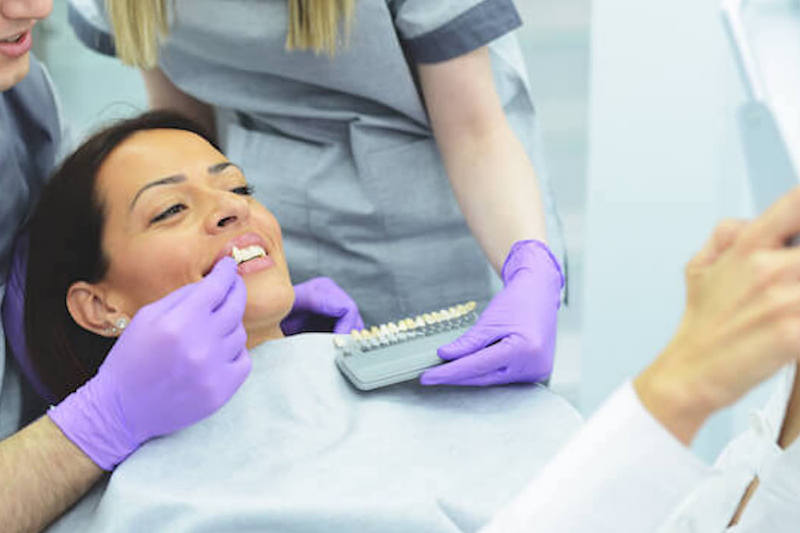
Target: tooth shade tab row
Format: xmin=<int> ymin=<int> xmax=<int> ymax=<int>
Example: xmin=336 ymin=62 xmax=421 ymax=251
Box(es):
xmin=334 ymin=301 xmax=478 ymax=355
xmin=231 ymin=245 xmax=266 ymax=264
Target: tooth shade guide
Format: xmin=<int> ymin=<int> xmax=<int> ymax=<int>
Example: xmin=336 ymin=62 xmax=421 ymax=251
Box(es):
xmin=231 ymin=244 xmax=267 ymax=264
xmin=337 ymin=301 xmax=480 ymax=355
xmin=333 ymin=301 xmax=482 ymax=389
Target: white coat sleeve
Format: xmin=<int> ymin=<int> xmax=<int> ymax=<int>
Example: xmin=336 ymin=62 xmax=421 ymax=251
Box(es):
xmin=734 ymin=430 xmax=800 ymax=532
xmin=481 ymin=381 xmax=713 ymax=533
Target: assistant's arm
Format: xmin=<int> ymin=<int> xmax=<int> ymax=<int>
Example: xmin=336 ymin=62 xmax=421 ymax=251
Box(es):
xmin=140 ymin=67 xmax=216 ymax=142
xmin=416 ymin=46 xmax=562 ymax=387
xmin=417 ymin=46 xmax=548 ymax=273
xmin=0 ymin=417 xmax=102 ymax=533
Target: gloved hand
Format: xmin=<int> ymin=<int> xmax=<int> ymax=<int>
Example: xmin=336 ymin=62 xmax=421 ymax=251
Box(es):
xmin=421 ymin=240 xmax=564 ymax=386
xmin=280 ymin=276 xmax=364 ymax=335
xmin=48 ymin=257 xmax=251 ymax=470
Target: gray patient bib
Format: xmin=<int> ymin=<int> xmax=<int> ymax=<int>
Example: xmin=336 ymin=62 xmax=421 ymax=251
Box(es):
xmin=47 ymin=333 xmax=581 ymax=533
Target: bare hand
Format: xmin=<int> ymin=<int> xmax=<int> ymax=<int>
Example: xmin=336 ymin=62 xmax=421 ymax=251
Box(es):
xmin=635 ymin=187 xmax=800 ymax=444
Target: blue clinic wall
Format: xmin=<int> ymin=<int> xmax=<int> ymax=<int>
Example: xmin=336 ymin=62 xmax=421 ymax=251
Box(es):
xmin=584 ymin=0 xmax=784 ymax=460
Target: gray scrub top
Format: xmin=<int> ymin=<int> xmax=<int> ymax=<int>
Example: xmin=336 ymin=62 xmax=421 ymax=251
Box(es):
xmin=68 ymin=0 xmax=565 ymax=324
xmin=0 ymin=57 xmax=61 ymax=438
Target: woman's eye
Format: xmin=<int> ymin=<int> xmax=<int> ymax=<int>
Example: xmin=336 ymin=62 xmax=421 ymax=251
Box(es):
xmin=231 ymin=185 xmax=255 ymax=196
xmin=150 ymin=204 xmax=186 ymax=224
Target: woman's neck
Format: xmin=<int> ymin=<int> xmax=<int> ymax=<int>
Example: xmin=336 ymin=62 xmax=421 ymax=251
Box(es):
xmin=245 ymin=324 xmax=284 ymax=349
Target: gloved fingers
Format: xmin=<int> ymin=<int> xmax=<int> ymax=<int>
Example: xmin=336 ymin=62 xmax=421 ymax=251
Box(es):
xmin=312 ymin=278 xmax=359 ymax=317
xmin=150 ymin=257 xmax=237 ymax=316
xmin=332 ymin=308 xmax=365 ymax=334
xmin=289 ymin=278 xmax=317 ymax=311
xmin=436 ymin=371 xmax=510 ymax=387
xmin=289 ymin=276 xmax=364 ymax=333
xmin=212 ymin=275 xmax=248 ymax=336
xmin=186 ymin=256 xmax=240 ymax=312
xmin=437 ymin=324 xmax=503 ymax=361
xmin=280 ymin=313 xmax=309 ymax=336
xmin=422 ymin=341 xmax=512 ymax=385
xmin=291 ymin=276 xmax=343 ymax=311
xmin=151 ymin=281 xmax=202 ymax=315
xmin=208 ymin=347 xmax=252 ymax=412
xmin=220 ymin=324 xmax=249 ymax=362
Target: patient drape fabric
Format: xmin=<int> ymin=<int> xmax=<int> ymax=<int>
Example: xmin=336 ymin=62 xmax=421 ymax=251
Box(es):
xmin=47 ymin=333 xmax=581 ymax=532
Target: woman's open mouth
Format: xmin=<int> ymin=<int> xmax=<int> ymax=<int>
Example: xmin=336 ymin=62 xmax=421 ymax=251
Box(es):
xmin=231 ymin=244 xmax=275 ymax=275
xmin=232 ymin=245 xmax=266 ymax=264
xmin=203 ymin=233 xmax=276 ymax=278
xmin=0 ymin=30 xmax=32 ymax=59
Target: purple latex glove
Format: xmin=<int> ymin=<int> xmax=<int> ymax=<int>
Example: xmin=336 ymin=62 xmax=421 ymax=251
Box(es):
xmin=48 ymin=257 xmax=251 ymax=470
xmin=421 ymin=240 xmax=564 ymax=386
xmin=280 ymin=276 xmax=364 ymax=335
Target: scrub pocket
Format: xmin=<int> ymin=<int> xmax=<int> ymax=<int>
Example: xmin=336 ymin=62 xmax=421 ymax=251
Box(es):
xmin=362 ymin=136 xmax=492 ymax=317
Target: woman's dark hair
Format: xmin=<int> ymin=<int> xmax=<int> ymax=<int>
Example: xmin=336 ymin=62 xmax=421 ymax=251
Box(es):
xmin=25 ymin=111 xmax=217 ymax=402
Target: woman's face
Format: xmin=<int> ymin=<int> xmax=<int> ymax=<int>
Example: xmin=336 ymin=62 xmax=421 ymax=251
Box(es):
xmin=0 ymin=0 xmax=51 ymax=90
xmin=92 ymin=128 xmax=294 ymax=344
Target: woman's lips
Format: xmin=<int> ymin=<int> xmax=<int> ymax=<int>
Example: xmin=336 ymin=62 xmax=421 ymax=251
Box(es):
xmin=0 ymin=30 xmax=32 ymax=59
xmin=204 ymin=232 xmax=275 ymax=277
xmin=236 ymin=254 xmax=275 ymax=275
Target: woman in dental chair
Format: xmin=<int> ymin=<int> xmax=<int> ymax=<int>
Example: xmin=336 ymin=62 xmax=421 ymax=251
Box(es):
xmin=14 ymin=111 xmax=579 ymax=532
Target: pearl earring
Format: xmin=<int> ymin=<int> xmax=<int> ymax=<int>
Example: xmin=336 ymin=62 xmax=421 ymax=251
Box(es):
xmin=105 ymin=317 xmax=129 ymax=336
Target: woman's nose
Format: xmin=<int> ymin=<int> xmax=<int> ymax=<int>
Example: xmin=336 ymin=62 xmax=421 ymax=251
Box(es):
xmin=205 ymin=192 xmax=250 ymax=233
xmin=1 ymin=0 xmax=53 ymax=21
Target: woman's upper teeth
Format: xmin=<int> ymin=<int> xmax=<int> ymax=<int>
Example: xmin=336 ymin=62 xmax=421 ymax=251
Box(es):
xmin=1 ymin=33 xmax=23 ymax=43
xmin=231 ymin=245 xmax=266 ymax=264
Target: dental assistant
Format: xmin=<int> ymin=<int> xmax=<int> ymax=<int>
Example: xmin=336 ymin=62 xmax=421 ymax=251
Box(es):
xmin=0 ymin=2 xmax=253 ymax=531
xmin=68 ymin=0 xmax=565 ymax=386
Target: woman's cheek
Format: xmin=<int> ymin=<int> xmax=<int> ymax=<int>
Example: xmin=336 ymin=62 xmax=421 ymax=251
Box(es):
xmin=138 ymin=245 xmax=197 ymax=295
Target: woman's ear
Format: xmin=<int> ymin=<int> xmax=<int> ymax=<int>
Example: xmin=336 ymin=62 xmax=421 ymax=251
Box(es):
xmin=66 ymin=281 xmax=126 ymax=337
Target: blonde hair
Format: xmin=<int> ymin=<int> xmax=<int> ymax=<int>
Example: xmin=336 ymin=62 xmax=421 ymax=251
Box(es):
xmin=107 ymin=0 xmax=355 ymax=69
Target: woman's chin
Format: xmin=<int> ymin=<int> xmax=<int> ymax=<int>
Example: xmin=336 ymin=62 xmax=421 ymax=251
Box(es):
xmin=243 ymin=301 xmax=293 ymax=346
xmin=240 ymin=270 xmax=294 ymax=347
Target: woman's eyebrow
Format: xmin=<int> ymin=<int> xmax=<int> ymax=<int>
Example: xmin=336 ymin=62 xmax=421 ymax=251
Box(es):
xmin=208 ymin=161 xmax=243 ymax=175
xmin=128 ymin=162 xmax=244 ymax=211
xmin=129 ymin=174 xmax=186 ymax=212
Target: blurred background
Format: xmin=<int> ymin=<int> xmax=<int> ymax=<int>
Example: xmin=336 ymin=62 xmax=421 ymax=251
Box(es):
xmin=33 ymin=0 xmax=780 ymax=461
